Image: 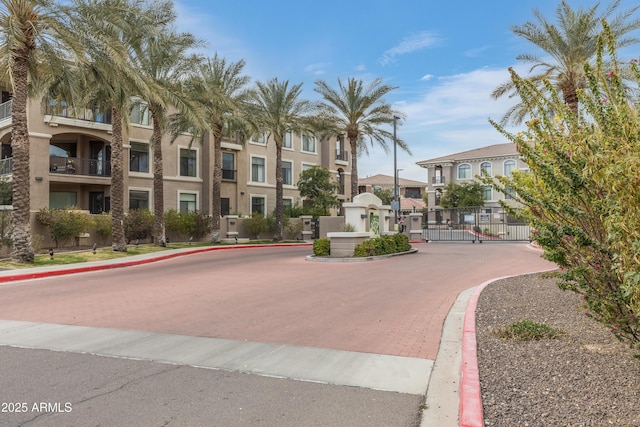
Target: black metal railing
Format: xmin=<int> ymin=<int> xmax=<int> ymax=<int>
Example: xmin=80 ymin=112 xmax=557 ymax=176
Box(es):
xmin=49 ymin=156 xmax=111 ymax=177
xmin=336 ymin=150 xmax=348 ymax=161
xmin=45 ymin=103 xmax=112 ymax=124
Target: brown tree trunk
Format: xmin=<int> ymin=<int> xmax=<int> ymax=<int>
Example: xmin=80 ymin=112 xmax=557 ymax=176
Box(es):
xmin=349 ymin=135 xmax=359 ymax=199
xmin=10 ymin=52 xmax=34 ymax=263
xmin=274 ymin=140 xmax=283 ymax=241
xmin=211 ymin=125 xmax=223 ymax=242
xmin=151 ymin=111 xmax=165 ymax=246
xmin=110 ymin=107 xmax=127 ymax=252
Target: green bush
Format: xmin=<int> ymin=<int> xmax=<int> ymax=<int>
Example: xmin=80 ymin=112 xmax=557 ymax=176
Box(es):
xmin=313 ymin=237 xmax=330 ymax=256
xmin=94 ymin=213 xmax=112 ymax=245
xmin=36 ymin=208 xmax=93 ymax=247
xmin=164 ymin=209 xmax=212 ymax=241
xmin=354 ymin=234 xmax=412 ymax=257
xmin=243 ymin=214 xmax=267 ymax=239
xmin=124 ymin=209 xmax=154 ymax=243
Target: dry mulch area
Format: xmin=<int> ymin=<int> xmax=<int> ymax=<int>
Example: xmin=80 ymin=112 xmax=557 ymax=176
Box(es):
xmin=475 ymin=272 xmax=640 ymax=427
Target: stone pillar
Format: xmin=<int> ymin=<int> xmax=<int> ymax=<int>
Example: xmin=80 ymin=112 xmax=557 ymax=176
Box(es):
xmin=409 ymin=212 xmax=424 ymax=242
xmin=300 ymin=215 xmax=313 ymax=241
xmin=225 ymin=215 xmax=239 ymax=241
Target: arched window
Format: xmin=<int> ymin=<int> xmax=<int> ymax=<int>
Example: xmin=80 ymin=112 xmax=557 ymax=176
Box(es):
xmin=458 ymin=164 xmax=471 ymax=179
xmin=480 ymin=162 xmax=492 ymax=176
xmin=504 ymin=160 xmax=516 ymax=176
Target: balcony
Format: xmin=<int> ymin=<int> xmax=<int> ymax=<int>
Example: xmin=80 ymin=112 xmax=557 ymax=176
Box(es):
xmin=50 ymin=156 xmax=111 ymax=177
xmin=0 ymin=157 xmax=12 ymax=176
xmin=336 ymin=150 xmax=348 ymax=162
xmin=45 ymin=103 xmax=112 ymax=124
xmin=432 ymin=176 xmax=446 ymax=185
xmin=0 ymin=100 xmax=11 ymax=121
xmin=222 ymin=169 xmax=236 ymax=181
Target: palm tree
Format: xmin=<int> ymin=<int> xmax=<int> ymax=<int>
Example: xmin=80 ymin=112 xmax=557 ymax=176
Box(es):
xmin=492 ymin=0 xmax=640 ymax=124
xmin=314 ymin=77 xmax=408 ymax=199
xmin=0 ymin=0 xmax=87 ymax=263
xmin=178 ymin=54 xmax=251 ymax=242
xmin=132 ymin=28 xmax=203 ymax=246
xmin=72 ymin=0 xmax=173 ymax=251
xmin=246 ymin=78 xmax=314 ymax=241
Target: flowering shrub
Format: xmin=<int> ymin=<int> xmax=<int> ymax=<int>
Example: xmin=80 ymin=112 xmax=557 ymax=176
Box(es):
xmin=485 ymin=25 xmax=640 ymax=348
xmin=36 ymin=208 xmax=93 ymax=247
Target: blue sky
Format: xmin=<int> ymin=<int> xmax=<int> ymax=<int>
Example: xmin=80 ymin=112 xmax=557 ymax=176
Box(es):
xmin=173 ymin=0 xmax=632 ymax=182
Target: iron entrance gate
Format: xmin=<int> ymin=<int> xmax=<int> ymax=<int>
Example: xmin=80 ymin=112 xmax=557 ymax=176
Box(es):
xmin=422 ymin=207 xmax=532 ymax=242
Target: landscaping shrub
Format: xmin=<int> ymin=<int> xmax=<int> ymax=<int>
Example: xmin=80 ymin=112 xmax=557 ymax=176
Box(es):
xmin=164 ymin=209 xmax=212 ymax=241
xmin=354 ymin=233 xmax=412 ymax=257
xmin=124 ymin=209 xmax=154 ymax=243
xmin=483 ymin=26 xmax=640 ymax=349
xmin=313 ymin=237 xmax=330 ymax=256
xmin=94 ymin=212 xmax=112 ymax=245
xmin=36 ymin=208 xmax=93 ymax=247
xmin=243 ymin=214 xmax=267 ymax=239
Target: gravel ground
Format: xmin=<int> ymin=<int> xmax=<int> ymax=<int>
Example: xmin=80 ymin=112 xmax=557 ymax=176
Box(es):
xmin=476 ymin=272 xmax=640 ymax=427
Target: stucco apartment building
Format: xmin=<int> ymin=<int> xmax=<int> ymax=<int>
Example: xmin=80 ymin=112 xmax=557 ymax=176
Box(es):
xmin=0 ymin=92 xmax=352 ymax=223
xmin=357 ymin=174 xmax=427 ymax=214
xmin=416 ymin=142 xmax=527 ymax=214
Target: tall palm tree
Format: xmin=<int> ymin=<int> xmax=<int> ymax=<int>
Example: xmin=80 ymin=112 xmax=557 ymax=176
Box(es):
xmin=73 ymin=0 xmax=173 ymax=251
xmin=179 ymin=54 xmax=251 ymax=242
xmin=132 ymin=27 xmax=203 ymax=246
xmin=492 ymin=0 xmax=640 ymax=124
xmin=246 ymin=78 xmax=313 ymax=241
xmin=314 ymin=77 xmax=408 ymax=199
xmin=0 ymin=0 xmax=86 ymax=263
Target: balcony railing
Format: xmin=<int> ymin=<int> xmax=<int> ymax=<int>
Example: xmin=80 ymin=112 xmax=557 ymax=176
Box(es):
xmin=50 ymin=156 xmax=111 ymax=177
xmin=45 ymin=103 xmax=112 ymax=124
xmin=0 ymin=100 xmax=11 ymax=121
xmin=336 ymin=150 xmax=348 ymax=162
xmin=222 ymin=169 xmax=236 ymax=181
xmin=0 ymin=157 xmax=12 ymax=176
xmin=432 ymin=176 xmax=446 ymax=185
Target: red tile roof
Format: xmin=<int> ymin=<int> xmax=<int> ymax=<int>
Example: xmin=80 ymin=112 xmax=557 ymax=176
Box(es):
xmin=416 ymin=143 xmax=518 ymax=165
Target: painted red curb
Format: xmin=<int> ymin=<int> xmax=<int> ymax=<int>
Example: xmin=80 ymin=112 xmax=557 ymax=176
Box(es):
xmin=0 ymin=243 xmax=312 ymax=284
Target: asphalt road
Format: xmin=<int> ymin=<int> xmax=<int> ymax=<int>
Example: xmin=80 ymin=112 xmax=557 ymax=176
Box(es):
xmin=0 ymin=242 xmax=555 ymax=426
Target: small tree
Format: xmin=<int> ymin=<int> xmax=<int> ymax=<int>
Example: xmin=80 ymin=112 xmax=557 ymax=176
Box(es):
xmin=373 ymin=187 xmax=394 ymax=205
xmin=440 ymin=182 xmax=484 ymax=208
xmin=297 ymin=166 xmax=340 ymax=216
xmin=484 ymin=24 xmax=640 ymax=349
xmin=124 ymin=209 xmax=154 ymax=244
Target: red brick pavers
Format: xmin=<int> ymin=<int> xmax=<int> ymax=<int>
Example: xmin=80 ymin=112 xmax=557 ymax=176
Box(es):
xmin=0 ymin=243 xmax=554 ymax=360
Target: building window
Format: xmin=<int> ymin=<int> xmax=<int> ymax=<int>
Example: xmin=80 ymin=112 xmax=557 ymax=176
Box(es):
xmin=179 ymin=192 xmax=197 ymax=212
xmin=504 ymin=160 xmax=516 ymax=177
xmin=283 ymin=131 xmax=292 ymax=149
xmin=130 ymin=100 xmax=150 ymax=126
xmin=250 ymin=132 xmax=267 ymax=145
xmin=482 ymin=185 xmax=492 ymax=201
xmin=50 ymin=191 xmax=77 ymax=209
xmin=180 ymin=148 xmax=197 ymax=177
xmin=405 ymin=187 xmax=421 ymax=198
xmin=435 ymin=189 xmax=443 ymax=206
xmin=337 ymin=168 xmax=345 ymax=194
xmin=358 ymin=185 xmax=366 ymax=194
xmin=301 ymin=133 xmax=316 ymax=153
xmin=505 ymin=186 xmax=516 ymax=200
xmin=283 ymin=198 xmax=293 ymax=212
xmin=129 ymin=190 xmax=149 ymax=210
xmin=251 ymin=157 xmax=265 ymax=182
xmin=282 ymin=160 xmax=292 ymax=185
xmin=480 ymin=162 xmax=492 ymax=177
xmin=130 ymin=142 xmax=149 ymax=173
xmin=222 ymin=152 xmax=235 ymax=180
xmin=458 ymin=164 xmax=471 ymax=179
xmin=251 ymin=196 xmax=265 ymax=216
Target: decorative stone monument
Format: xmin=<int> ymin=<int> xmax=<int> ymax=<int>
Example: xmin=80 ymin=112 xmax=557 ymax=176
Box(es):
xmin=326 ymin=193 xmax=392 ymax=257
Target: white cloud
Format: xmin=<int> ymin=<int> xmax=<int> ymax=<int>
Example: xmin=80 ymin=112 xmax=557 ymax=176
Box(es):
xmin=420 ymin=74 xmax=434 ymax=81
xmin=380 ymin=31 xmax=440 ymax=66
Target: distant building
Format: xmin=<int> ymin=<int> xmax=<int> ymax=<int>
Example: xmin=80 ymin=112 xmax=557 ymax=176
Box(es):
xmin=357 ymin=174 xmax=427 ymax=214
xmin=416 ymin=143 xmax=527 ymax=212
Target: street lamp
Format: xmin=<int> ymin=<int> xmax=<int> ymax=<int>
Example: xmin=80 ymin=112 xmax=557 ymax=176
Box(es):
xmin=393 ymin=116 xmax=399 ymax=227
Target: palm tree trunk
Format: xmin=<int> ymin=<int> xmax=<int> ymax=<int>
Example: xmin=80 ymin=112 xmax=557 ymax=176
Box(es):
xmin=349 ymin=135 xmax=359 ymax=198
xmin=152 ymin=113 xmax=165 ymax=246
xmin=110 ymin=107 xmax=127 ymax=252
xmin=274 ymin=141 xmax=283 ymax=241
xmin=211 ymin=126 xmax=223 ymax=242
xmin=10 ymin=53 xmax=34 ymax=263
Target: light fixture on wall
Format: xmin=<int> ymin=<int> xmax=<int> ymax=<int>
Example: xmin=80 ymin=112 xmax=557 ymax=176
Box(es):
xmin=240 ymin=191 xmax=245 ymax=195
xmin=35 ymin=176 xmax=43 ymax=181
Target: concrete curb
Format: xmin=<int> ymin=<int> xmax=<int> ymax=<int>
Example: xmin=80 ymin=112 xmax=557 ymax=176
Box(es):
xmin=0 ymin=243 xmax=312 ymax=284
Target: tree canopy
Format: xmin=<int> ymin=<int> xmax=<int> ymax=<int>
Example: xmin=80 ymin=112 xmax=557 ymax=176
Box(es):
xmin=440 ymin=182 xmax=484 ymax=208
xmin=297 ymin=166 xmax=340 ymax=217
